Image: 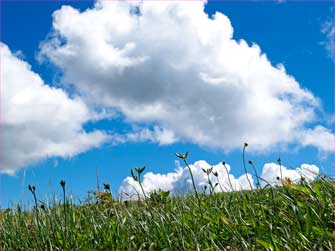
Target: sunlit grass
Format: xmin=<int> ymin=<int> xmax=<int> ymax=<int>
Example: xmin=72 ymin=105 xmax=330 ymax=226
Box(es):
xmin=1 ymin=153 xmax=334 ymax=250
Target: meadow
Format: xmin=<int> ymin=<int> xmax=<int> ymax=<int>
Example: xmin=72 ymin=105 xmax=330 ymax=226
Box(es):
xmin=0 ymin=152 xmax=334 ymax=250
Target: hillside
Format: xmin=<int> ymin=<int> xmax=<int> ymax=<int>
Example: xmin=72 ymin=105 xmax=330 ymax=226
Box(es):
xmin=1 ymin=175 xmax=334 ymax=250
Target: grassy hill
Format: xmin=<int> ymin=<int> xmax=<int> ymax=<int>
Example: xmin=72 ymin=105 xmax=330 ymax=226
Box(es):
xmin=1 ymin=173 xmax=334 ymax=250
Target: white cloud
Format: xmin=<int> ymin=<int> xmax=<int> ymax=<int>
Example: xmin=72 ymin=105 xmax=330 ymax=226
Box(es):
xmin=260 ymin=162 xmax=319 ymax=186
xmin=300 ymin=125 xmax=334 ymax=152
xmin=122 ymin=126 xmax=177 ymax=145
xmin=118 ymin=159 xmax=320 ymax=199
xmin=118 ymin=160 xmax=254 ymax=199
xmin=38 ymin=0 xmax=333 ymax=153
xmin=1 ymin=43 xmax=109 ymax=174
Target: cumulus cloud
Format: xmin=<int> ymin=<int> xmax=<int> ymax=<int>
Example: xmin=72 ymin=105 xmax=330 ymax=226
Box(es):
xmin=118 ymin=159 xmax=320 ymax=199
xmin=119 ymin=160 xmax=254 ymax=199
xmin=1 ymin=43 xmax=109 ymax=174
xmin=260 ymin=162 xmax=319 ymax=186
xmin=39 ymin=0 xmax=333 ymax=153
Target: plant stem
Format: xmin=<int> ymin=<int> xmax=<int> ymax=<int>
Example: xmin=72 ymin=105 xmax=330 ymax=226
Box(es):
xmin=242 ymin=146 xmax=253 ymax=190
xmin=183 ymin=159 xmax=199 ymax=201
xmin=182 ymin=159 xmax=204 ymax=219
xmin=249 ymin=162 xmax=261 ymax=189
xmin=222 ymin=163 xmax=234 ymax=191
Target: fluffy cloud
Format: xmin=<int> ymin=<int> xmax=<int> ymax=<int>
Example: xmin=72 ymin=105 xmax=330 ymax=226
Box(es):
xmin=39 ymin=0 xmax=333 ymax=153
xmin=118 ymin=159 xmax=319 ymax=199
xmin=118 ymin=160 xmax=254 ymax=199
xmin=260 ymin=163 xmax=319 ymax=186
xmin=1 ymin=43 xmax=109 ymax=174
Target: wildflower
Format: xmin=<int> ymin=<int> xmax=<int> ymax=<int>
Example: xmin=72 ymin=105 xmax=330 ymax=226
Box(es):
xmin=282 ymin=177 xmax=292 ymax=186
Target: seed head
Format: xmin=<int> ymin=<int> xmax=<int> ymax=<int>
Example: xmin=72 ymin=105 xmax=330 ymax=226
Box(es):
xmin=28 ymin=185 xmax=35 ymax=193
xmin=248 ymin=160 xmax=253 ymax=165
xmin=213 ymin=171 xmax=218 ymax=177
xmin=104 ymin=183 xmax=110 ymax=190
xmin=175 ymin=151 xmax=188 ymax=160
xmin=60 ymin=180 xmax=66 ymax=189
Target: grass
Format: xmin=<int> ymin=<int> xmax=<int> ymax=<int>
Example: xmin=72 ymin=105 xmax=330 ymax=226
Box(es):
xmin=0 ymin=155 xmax=334 ymax=250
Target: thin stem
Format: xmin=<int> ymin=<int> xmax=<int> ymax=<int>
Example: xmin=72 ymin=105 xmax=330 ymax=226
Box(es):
xmin=278 ymin=158 xmax=283 ymax=181
xmin=222 ymin=163 xmax=234 ymax=191
xmin=60 ymin=180 xmax=67 ymax=248
xmin=242 ymin=144 xmax=253 ymax=190
xmin=183 ymin=159 xmax=199 ymax=201
xmin=63 ymin=188 xmax=67 ymax=237
xmin=249 ymin=161 xmax=261 ymax=189
xmin=138 ymin=173 xmax=147 ymax=201
xmin=206 ymin=173 xmax=214 ymax=194
xmin=215 ymin=175 xmax=224 ymax=193
xmin=182 ymin=159 xmax=203 ymax=219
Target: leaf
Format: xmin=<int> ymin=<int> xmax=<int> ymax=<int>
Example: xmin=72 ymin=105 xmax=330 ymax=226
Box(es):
xmin=305 ymin=206 xmax=312 ymax=237
xmin=131 ymin=169 xmax=138 ymax=181
xmin=140 ymin=166 xmax=146 ymax=174
xmin=292 ymin=185 xmax=311 ymax=195
xmin=131 ymin=169 xmax=135 ymax=178
xmin=313 ymin=182 xmax=324 ymax=202
xmin=256 ymin=239 xmax=274 ymax=250
xmin=175 ymin=153 xmax=184 ymax=159
xmin=175 ymin=151 xmax=188 ymax=160
xmin=56 ymin=231 xmax=63 ymax=245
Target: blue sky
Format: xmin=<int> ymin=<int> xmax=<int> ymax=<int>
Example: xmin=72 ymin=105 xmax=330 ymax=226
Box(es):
xmin=1 ymin=0 xmax=334 ymax=208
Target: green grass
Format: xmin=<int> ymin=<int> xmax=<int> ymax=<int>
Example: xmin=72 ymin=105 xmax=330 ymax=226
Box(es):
xmin=0 ymin=175 xmax=334 ymax=250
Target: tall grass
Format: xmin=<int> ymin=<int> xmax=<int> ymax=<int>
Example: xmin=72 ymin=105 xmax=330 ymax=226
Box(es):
xmin=0 ymin=155 xmax=334 ymax=250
